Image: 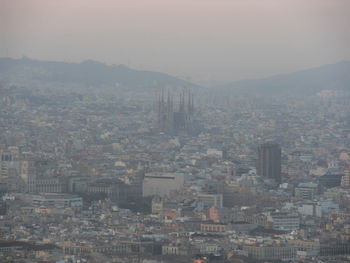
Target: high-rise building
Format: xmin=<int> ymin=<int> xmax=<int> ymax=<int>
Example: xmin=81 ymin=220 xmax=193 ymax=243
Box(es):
xmin=257 ymin=142 xmax=281 ymax=183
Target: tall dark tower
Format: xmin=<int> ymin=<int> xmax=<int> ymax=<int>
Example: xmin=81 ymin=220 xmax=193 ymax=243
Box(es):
xmin=257 ymin=142 xmax=281 ymax=183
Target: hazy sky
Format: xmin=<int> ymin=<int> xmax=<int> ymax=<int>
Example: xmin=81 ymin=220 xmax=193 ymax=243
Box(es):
xmin=1 ymin=0 xmax=349 ymax=84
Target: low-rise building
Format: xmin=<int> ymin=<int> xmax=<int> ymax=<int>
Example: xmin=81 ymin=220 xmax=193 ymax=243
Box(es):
xmin=267 ymin=212 xmax=300 ymax=231
xmin=295 ymin=183 xmax=318 ymax=200
xmin=29 ymin=193 xmax=83 ymax=208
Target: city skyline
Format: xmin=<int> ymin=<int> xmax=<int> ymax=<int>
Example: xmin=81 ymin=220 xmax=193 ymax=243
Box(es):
xmin=1 ymin=1 xmax=350 ymax=262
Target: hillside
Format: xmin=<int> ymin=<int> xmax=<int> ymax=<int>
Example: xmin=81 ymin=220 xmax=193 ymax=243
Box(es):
xmin=217 ymin=61 xmax=350 ymax=97
xmin=0 ymin=57 xmax=198 ymax=90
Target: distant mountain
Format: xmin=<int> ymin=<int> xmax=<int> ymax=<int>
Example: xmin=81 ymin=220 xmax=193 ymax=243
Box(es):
xmin=217 ymin=61 xmax=350 ymax=97
xmin=0 ymin=57 xmax=198 ymax=89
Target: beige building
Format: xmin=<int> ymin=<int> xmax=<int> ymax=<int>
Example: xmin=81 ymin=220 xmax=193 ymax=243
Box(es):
xmin=151 ymin=195 xmax=163 ymax=214
xmin=200 ymin=222 xmax=226 ymax=232
xmin=197 ymin=193 xmax=223 ymax=208
xmin=341 ymin=170 xmax=350 ymax=187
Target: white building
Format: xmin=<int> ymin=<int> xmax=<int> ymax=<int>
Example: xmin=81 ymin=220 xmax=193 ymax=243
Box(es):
xmin=267 ymin=212 xmax=300 ymax=231
xmin=142 ymin=172 xmax=184 ymax=197
xmin=297 ymin=203 xmax=322 ymax=217
xmin=206 ymin=149 xmax=223 ymax=158
xmin=295 ymin=183 xmax=318 ymax=200
xmin=29 ymin=193 xmax=83 ymax=208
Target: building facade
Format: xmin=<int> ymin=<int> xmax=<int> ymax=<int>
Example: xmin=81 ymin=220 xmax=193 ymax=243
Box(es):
xmin=257 ymin=142 xmax=282 ymax=183
xmin=143 ymin=172 xmax=184 ymax=197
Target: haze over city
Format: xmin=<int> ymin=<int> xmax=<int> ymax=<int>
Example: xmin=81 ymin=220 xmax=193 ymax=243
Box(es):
xmin=0 ymin=1 xmax=350 ymax=263
xmin=1 ymin=0 xmax=349 ymax=84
